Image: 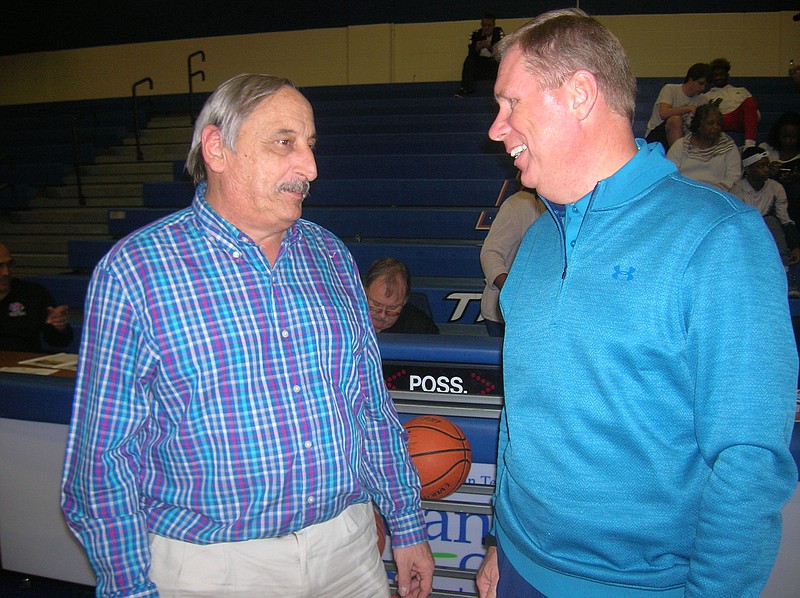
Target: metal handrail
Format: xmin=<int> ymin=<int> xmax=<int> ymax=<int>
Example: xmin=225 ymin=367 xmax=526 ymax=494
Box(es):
xmin=188 ymin=51 xmax=206 ymax=125
xmin=71 ymin=116 xmax=86 ymax=205
xmin=132 ymin=77 xmax=154 ymax=161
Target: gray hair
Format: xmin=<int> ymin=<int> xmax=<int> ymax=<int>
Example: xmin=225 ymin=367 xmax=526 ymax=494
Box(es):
xmin=185 ymin=74 xmax=297 ymax=185
xmin=494 ymin=8 xmax=636 ymax=122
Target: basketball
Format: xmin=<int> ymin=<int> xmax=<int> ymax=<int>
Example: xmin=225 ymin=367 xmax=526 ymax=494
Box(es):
xmin=374 ymin=508 xmax=387 ymax=555
xmin=403 ymin=415 xmax=472 ymax=500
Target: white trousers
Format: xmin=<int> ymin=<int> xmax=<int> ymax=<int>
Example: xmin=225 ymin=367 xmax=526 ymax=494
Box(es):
xmin=149 ymin=502 xmax=390 ymax=598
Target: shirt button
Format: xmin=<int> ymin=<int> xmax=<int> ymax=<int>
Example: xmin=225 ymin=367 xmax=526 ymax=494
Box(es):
xmin=293 ymin=385 xmax=301 ymax=393
xmin=572 ymin=206 xmax=579 ymax=213
xmin=304 ymin=440 xmax=312 ymax=448
xmin=307 ymin=495 xmax=315 ymax=504
xmin=232 ymin=251 xmax=241 ymax=259
xmin=570 ymin=240 xmax=576 ymax=247
xmin=281 ymin=330 xmax=289 ymax=338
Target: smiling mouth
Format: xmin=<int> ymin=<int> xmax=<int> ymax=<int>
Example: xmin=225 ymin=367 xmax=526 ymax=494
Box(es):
xmin=510 ymin=144 xmax=528 ymax=159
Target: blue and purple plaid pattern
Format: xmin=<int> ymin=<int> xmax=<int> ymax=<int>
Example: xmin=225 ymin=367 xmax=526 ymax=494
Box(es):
xmin=62 ymin=184 xmax=424 ymax=596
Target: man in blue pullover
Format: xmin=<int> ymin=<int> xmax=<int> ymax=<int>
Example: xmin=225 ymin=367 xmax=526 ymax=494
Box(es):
xmin=476 ymin=8 xmax=798 ymax=598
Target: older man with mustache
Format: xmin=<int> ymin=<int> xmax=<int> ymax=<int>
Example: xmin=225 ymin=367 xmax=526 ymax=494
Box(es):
xmin=62 ymin=74 xmax=434 ymax=598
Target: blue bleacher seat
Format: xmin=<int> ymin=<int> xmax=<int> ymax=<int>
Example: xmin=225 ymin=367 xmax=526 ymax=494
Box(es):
xmin=143 ymin=178 xmax=517 ymax=208
xmin=143 ymin=181 xmax=194 ymax=207
xmin=0 ymin=183 xmax=38 ymax=209
xmin=108 ymin=206 xmax=498 ymax=241
xmin=26 ymin=274 xmax=91 ymax=310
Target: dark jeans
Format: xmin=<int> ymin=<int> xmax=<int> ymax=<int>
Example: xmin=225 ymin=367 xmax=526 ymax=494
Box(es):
xmin=497 ymin=542 xmax=549 ymax=598
xmin=644 ymin=121 xmax=669 ymax=153
xmin=460 ymin=55 xmax=499 ymax=93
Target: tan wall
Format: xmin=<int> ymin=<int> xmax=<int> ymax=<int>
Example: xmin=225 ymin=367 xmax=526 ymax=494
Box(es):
xmin=1 ymin=12 xmax=798 ymax=106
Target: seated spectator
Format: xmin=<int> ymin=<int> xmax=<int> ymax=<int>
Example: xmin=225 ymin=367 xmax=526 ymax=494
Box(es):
xmin=759 ymin=111 xmax=800 ymax=222
xmin=363 ymin=257 xmax=439 ymax=334
xmin=667 ymin=103 xmax=742 ymax=191
xmin=480 ymin=188 xmax=545 ymax=337
xmin=704 ymin=58 xmax=760 ymax=147
xmin=0 ymin=241 xmax=73 ymax=352
xmin=790 ymin=61 xmax=800 ymax=88
xmin=731 ymin=148 xmax=800 ymax=297
xmin=455 ymin=13 xmax=504 ymax=98
xmin=645 ymin=63 xmax=711 ymax=151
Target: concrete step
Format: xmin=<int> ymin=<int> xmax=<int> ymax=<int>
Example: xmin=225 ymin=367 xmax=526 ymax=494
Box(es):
xmin=0 ymin=219 xmax=108 ymax=235
xmin=0 ymin=234 xmax=78 ymax=254
xmin=44 ymin=183 xmax=143 ymax=199
xmin=30 ymin=194 xmax=144 ymax=209
xmin=124 ymin=127 xmax=192 ymax=144
xmin=77 ymin=161 xmax=174 ymax=176
xmin=1 ymin=251 xmax=70 ymax=271
xmin=65 ymin=173 xmax=174 ymax=185
xmin=10 ymin=264 xmax=76 ymax=277
xmin=147 ymin=115 xmax=195 ymax=128
xmin=95 ymin=143 xmax=188 ymax=162
xmin=7 ymin=207 xmax=108 ymax=224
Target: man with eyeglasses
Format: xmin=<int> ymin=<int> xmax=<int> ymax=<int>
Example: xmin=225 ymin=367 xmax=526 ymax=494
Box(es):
xmin=0 ymin=241 xmax=72 ymax=352
xmin=363 ymin=257 xmax=439 ymax=334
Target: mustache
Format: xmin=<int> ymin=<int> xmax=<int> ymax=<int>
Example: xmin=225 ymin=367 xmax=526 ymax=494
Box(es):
xmin=277 ymin=179 xmax=311 ymax=198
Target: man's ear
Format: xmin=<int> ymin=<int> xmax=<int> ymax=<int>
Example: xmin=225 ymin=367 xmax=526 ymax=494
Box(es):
xmin=568 ymin=70 xmax=598 ymax=121
xmin=201 ymin=124 xmax=226 ymax=174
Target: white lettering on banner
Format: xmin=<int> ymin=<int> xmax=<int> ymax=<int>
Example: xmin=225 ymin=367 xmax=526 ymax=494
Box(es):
xmin=409 ymin=375 xmax=467 ymax=394
xmin=444 ymin=292 xmax=482 ymax=322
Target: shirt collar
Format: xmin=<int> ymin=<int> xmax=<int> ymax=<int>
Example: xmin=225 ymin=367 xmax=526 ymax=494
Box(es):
xmin=190 ymin=181 xmax=301 ymax=255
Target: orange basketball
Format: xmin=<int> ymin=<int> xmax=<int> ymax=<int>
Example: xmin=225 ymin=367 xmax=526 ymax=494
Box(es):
xmin=403 ymin=415 xmax=472 ymax=500
xmin=374 ymin=508 xmax=387 ymax=555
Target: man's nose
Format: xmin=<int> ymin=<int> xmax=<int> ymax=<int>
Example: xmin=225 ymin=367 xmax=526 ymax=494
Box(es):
xmin=489 ymin=113 xmax=508 ymax=142
xmin=297 ymin=145 xmax=317 ymax=182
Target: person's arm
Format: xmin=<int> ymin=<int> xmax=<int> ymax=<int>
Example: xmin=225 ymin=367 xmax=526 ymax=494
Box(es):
xmin=467 ymin=31 xmax=481 ymax=56
xmin=718 ymin=144 xmax=743 ymax=191
xmin=489 ymin=27 xmax=504 ymax=52
xmin=658 ymin=101 xmax=697 ymax=120
xmin=681 ymin=210 xmax=797 ymax=597
xmin=475 ymin=545 xmax=498 ymax=598
xmin=665 ymin=139 xmax=683 ymax=168
xmin=42 ymin=304 xmax=73 ymax=347
xmin=393 ymin=542 xmax=435 ymax=598
xmin=480 ymin=197 xmax=536 ymax=292
xmin=360 ymin=330 xmax=435 ymax=596
xmin=345 ymin=252 xmax=434 ymax=593
xmin=474 ymin=397 xmax=509 ymax=598
xmin=773 ymin=183 xmax=794 ymax=227
xmin=61 ymin=266 xmax=158 ymax=598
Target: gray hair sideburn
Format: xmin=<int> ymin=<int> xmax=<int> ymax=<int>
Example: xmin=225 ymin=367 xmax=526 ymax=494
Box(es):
xmin=185 ymin=74 xmax=297 ymax=185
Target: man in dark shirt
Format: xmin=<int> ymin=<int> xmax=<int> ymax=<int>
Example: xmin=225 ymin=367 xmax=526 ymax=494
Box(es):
xmin=455 ymin=13 xmax=504 ymax=98
xmin=364 ymin=257 xmax=439 ymax=334
xmin=0 ymin=241 xmax=73 ymax=352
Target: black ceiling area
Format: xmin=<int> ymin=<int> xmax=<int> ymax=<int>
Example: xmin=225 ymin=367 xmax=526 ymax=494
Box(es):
xmin=1 ymin=1 xmax=797 ymax=56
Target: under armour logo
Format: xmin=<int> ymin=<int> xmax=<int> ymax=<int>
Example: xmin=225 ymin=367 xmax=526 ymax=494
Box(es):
xmin=612 ymin=265 xmax=635 ymax=281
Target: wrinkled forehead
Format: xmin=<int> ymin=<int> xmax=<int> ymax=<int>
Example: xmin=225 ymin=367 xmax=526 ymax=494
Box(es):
xmin=245 ymin=87 xmax=317 ymax=140
xmin=367 ymin=277 xmax=406 ymax=302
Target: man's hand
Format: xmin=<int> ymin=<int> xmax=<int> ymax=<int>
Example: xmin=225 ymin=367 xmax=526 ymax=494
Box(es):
xmin=789 ymin=248 xmax=800 ymax=267
xmin=46 ymin=305 xmax=69 ymax=331
xmin=393 ymin=541 xmax=434 ymax=598
xmin=476 ymin=546 xmax=499 ymax=598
